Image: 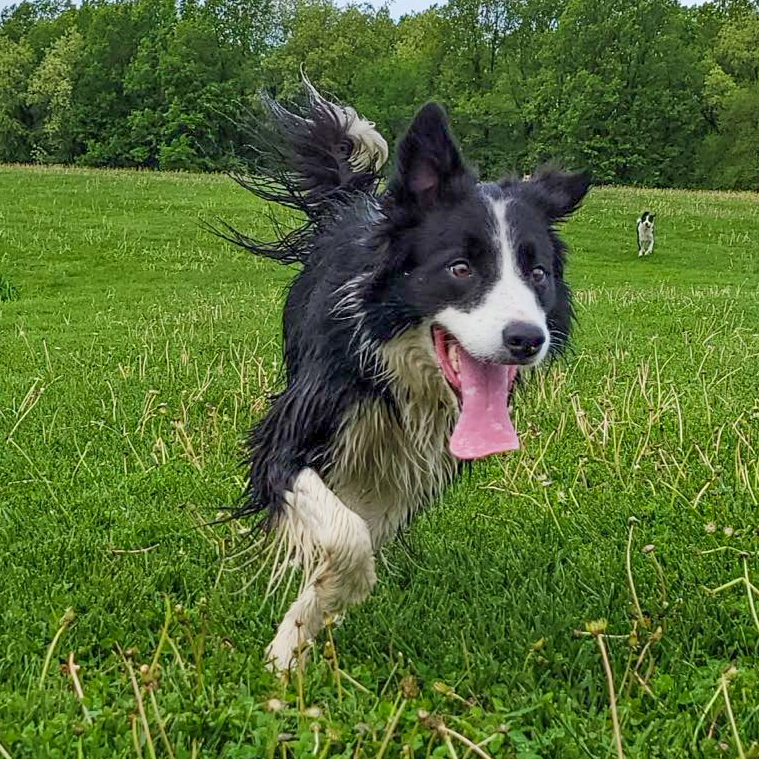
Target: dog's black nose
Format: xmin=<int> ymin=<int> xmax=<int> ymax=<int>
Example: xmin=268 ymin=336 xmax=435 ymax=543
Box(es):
xmin=503 ymin=322 xmax=546 ymax=362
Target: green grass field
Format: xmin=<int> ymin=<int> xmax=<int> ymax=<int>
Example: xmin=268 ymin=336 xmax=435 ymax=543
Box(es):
xmin=1 ymin=164 xmax=759 ymax=758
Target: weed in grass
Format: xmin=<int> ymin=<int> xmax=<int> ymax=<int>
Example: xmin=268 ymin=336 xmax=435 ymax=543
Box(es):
xmin=0 ymin=274 xmax=18 ymax=302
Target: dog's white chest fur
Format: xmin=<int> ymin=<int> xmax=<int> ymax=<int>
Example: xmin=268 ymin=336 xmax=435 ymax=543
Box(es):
xmin=637 ymin=214 xmax=655 ymax=257
xmin=326 ymin=326 xmax=459 ymax=547
xmin=264 ymin=326 xmax=459 ymax=670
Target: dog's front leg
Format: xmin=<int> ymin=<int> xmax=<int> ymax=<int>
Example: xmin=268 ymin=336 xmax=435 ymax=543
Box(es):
xmin=266 ymin=468 xmax=376 ymax=671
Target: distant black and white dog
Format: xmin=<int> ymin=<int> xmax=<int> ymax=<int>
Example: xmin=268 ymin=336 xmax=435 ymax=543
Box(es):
xmin=636 ymin=211 xmax=655 ymax=257
xmin=222 ymin=79 xmax=590 ymax=670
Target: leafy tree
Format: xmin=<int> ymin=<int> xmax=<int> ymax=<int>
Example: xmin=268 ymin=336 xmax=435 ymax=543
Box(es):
xmin=265 ymin=1 xmax=395 ymax=100
xmin=1 ymin=0 xmax=74 ymax=45
xmin=0 ymin=36 xmax=34 ymax=161
xmin=353 ymin=10 xmax=446 ymax=140
xmin=68 ymin=0 xmax=150 ymax=165
xmin=525 ymin=0 xmax=704 ymax=185
xmin=0 ymin=0 xmax=756 ymax=188
xmin=699 ymin=14 xmax=759 ymax=187
xmin=26 ymin=26 xmax=83 ymax=162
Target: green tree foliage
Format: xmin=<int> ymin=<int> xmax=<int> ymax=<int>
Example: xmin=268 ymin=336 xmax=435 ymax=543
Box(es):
xmin=0 ymin=36 xmax=34 ymax=161
xmin=700 ymin=13 xmax=759 ymax=187
xmin=27 ymin=26 xmax=83 ymax=162
xmin=526 ymin=0 xmax=704 ymax=185
xmin=0 ymin=0 xmax=757 ymax=188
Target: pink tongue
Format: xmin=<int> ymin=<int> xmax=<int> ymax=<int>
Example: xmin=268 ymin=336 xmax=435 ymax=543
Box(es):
xmin=449 ymin=349 xmax=519 ymax=460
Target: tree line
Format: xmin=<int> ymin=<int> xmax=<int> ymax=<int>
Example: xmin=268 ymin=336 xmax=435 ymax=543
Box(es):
xmin=1 ymin=0 xmax=758 ymax=188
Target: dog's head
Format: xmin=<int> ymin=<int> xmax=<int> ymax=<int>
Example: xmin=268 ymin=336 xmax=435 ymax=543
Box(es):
xmin=639 ymin=211 xmax=655 ymax=230
xmin=364 ymin=104 xmax=590 ymax=459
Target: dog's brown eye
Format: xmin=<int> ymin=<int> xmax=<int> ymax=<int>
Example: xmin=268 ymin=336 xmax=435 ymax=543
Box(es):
xmin=448 ymin=260 xmax=471 ymax=278
xmin=531 ymin=266 xmax=547 ymax=283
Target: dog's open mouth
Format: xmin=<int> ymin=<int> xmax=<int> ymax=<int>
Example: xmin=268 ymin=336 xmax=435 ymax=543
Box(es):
xmin=432 ymin=325 xmax=519 ymax=461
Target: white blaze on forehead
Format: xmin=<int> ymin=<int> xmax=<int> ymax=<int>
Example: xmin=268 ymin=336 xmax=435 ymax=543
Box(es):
xmin=434 ymin=194 xmax=550 ymax=362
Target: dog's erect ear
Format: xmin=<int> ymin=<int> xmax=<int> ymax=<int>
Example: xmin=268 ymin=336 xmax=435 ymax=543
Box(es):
xmin=531 ymin=169 xmax=592 ymax=221
xmin=389 ymin=103 xmax=472 ymax=210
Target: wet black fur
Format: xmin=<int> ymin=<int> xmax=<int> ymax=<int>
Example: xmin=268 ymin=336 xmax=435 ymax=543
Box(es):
xmin=225 ymin=95 xmax=590 ymax=529
xmin=211 ymin=90 xmax=385 ymax=265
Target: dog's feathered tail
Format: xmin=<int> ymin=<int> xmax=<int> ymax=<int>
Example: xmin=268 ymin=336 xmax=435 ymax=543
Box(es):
xmin=213 ymin=74 xmax=389 ymax=265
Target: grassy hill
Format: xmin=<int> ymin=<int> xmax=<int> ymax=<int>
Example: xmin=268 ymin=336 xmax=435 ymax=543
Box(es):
xmin=1 ymin=165 xmax=758 ymax=758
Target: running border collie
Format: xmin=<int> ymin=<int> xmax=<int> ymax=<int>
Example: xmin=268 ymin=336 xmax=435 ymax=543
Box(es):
xmin=637 ymin=211 xmax=655 ymax=257
xmin=218 ymin=79 xmax=591 ymax=671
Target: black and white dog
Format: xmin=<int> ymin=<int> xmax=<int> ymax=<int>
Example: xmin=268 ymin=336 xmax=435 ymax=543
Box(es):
xmin=636 ymin=211 xmax=655 ymax=257
xmin=223 ymin=80 xmax=590 ymax=670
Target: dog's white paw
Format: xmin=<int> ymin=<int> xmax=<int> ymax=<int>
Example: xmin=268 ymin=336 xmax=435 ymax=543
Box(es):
xmin=265 ymin=624 xmax=312 ymax=673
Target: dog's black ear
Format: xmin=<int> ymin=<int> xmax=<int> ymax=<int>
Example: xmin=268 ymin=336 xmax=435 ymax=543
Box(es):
xmin=389 ymin=103 xmax=473 ymax=210
xmin=531 ymin=169 xmax=592 ymax=221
